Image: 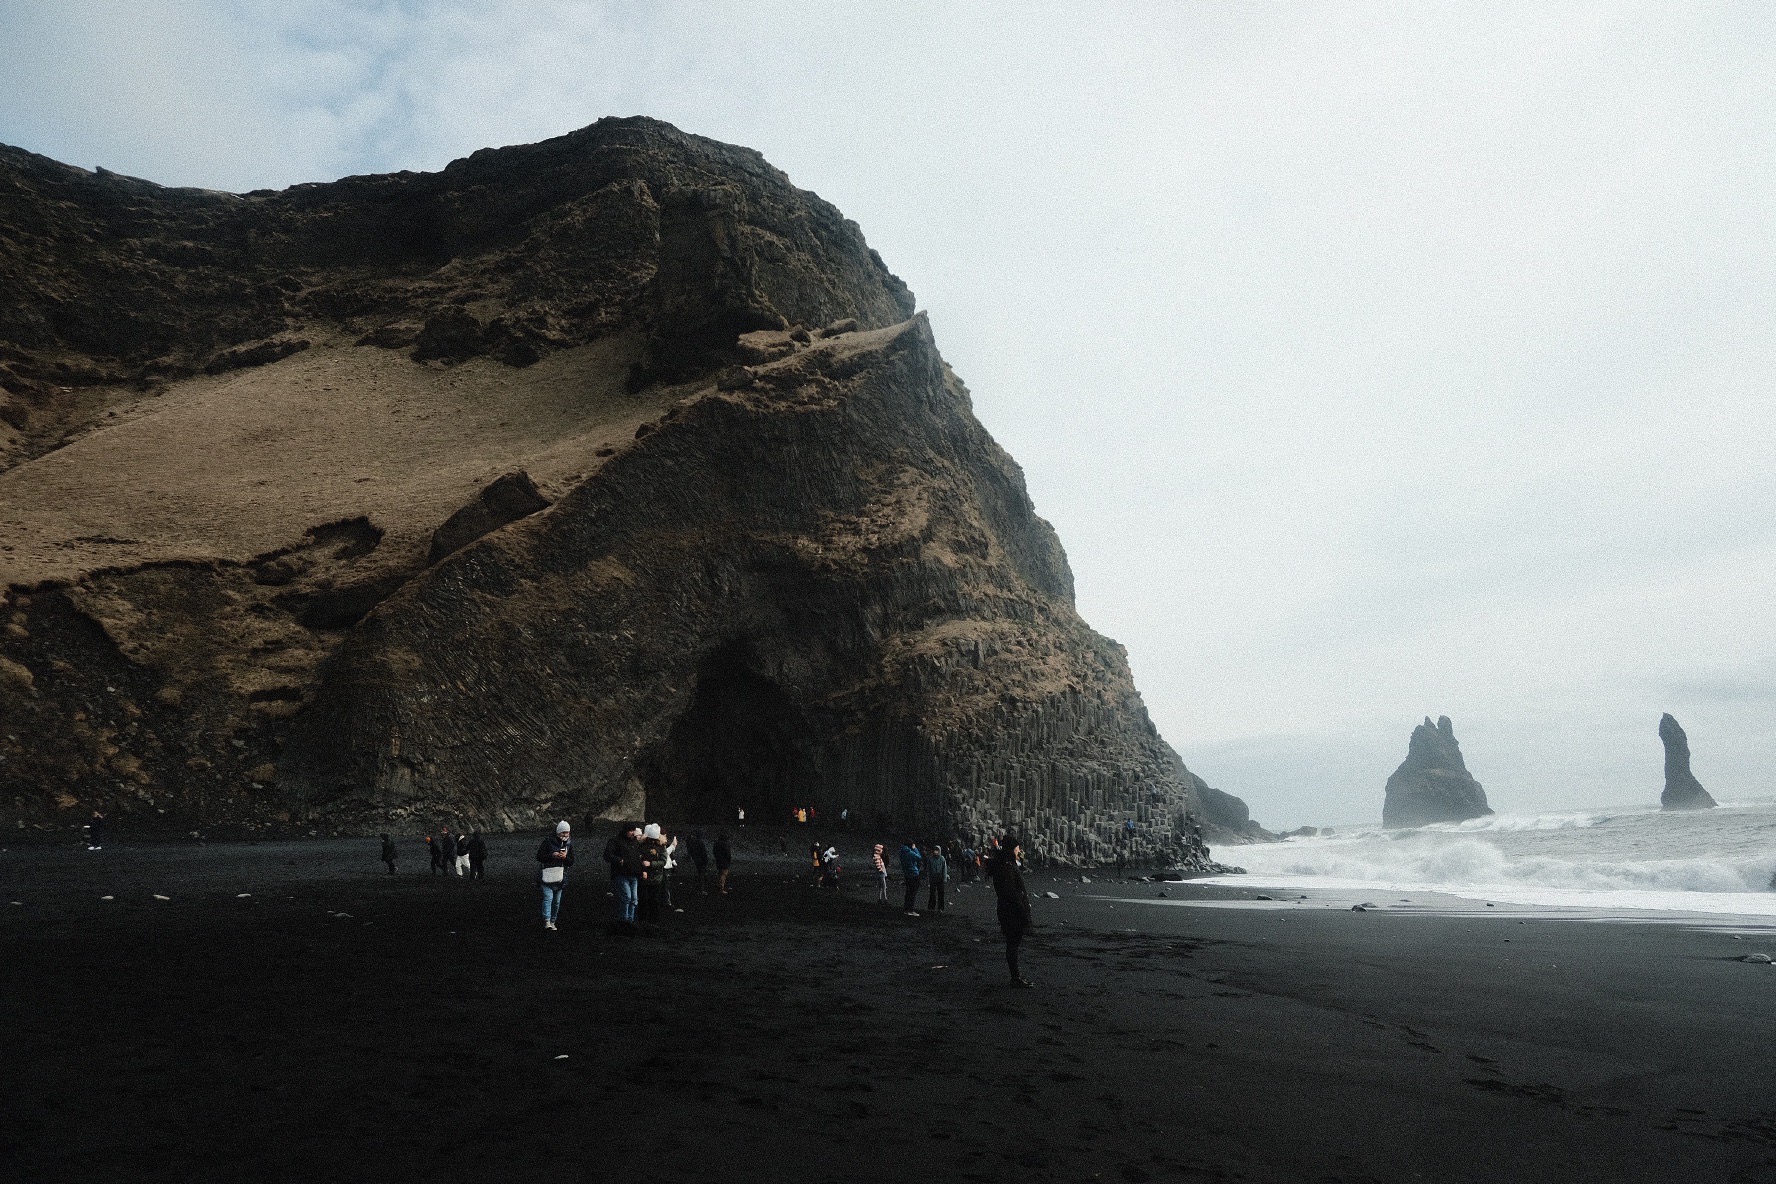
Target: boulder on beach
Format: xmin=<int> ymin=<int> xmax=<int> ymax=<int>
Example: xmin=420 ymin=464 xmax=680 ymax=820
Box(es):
xmin=1381 ymin=715 xmax=1493 ymax=829
xmin=1658 ymin=713 xmax=1717 ymax=811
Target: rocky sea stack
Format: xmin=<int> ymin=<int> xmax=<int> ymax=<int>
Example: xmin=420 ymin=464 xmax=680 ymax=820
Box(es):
xmin=1382 ymin=715 xmax=1492 ymax=828
xmin=1658 ymin=713 xmax=1716 ymax=811
xmin=0 ymin=117 xmax=1246 ymax=864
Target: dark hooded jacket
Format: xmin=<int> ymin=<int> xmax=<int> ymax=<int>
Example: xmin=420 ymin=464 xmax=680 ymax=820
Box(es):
xmin=604 ymin=832 xmax=645 ymax=879
xmin=536 ymin=834 xmax=574 ymax=883
xmin=988 ymin=846 xmax=1032 ymax=932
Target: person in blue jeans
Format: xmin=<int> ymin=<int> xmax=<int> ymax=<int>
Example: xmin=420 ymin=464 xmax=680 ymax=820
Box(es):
xmin=898 ymin=840 xmax=924 ymax=915
xmin=536 ymin=821 xmax=574 ymax=930
xmin=603 ymin=822 xmax=645 ymax=927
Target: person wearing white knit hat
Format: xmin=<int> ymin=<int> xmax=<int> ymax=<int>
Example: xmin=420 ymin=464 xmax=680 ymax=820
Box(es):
xmin=637 ymin=823 xmax=668 ymax=922
xmin=534 ymin=821 xmax=574 ymax=930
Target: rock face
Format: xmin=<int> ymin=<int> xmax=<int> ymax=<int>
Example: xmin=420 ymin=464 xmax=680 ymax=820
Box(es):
xmin=1658 ymin=713 xmax=1716 ymax=811
xmin=1382 ymin=715 xmax=1492 ymax=828
xmin=0 ymin=117 xmax=1248 ymax=865
xmin=1193 ymin=781 xmax=1272 ymax=842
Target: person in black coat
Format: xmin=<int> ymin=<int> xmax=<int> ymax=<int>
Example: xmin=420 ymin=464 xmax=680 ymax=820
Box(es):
xmin=535 ymin=822 xmax=574 ymax=930
xmin=466 ymin=832 xmax=487 ymax=879
xmin=637 ymin=825 xmax=669 ymax=922
xmin=686 ymin=831 xmax=710 ymax=893
xmin=988 ymin=835 xmax=1034 ymax=987
xmin=603 ymin=823 xmax=646 ymax=926
xmin=379 ymin=834 xmax=397 ymax=874
xmin=712 ymin=832 xmax=733 ymax=894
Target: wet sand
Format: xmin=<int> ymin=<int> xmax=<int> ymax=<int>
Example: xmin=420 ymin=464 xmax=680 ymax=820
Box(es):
xmin=3 ymin=830 xmax=1774 ymax=1182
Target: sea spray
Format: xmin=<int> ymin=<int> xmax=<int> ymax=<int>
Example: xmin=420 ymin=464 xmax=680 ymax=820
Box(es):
xmin=1233 ymin=800 xmax=1776 ymax=908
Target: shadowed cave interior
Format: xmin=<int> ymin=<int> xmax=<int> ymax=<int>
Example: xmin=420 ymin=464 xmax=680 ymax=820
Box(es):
xmin=639 ymin=643 xmax=826 ymax=827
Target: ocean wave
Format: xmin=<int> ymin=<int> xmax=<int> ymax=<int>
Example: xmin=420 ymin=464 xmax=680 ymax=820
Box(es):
xmin=1237 ymin=834 xmax=1776 ymax=894
xmin=1430 ymin=809 xmax=1631 ymax=833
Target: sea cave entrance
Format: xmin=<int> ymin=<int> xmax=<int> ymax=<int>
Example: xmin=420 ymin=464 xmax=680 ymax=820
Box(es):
xmin=640 ymin=644 xmax=821 ymax=827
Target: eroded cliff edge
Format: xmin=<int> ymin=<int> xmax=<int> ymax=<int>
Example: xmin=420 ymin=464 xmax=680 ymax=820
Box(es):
xmin=0 ymin=117 xmax=1241 ymax=864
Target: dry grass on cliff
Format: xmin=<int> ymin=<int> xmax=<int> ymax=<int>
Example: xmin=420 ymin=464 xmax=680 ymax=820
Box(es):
xmin=0 ymin=328 xmax=676 ymax=589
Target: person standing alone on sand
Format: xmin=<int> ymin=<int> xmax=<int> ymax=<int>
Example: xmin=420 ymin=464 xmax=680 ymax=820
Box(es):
xmin=713 ymin=831 xmax=733 ymax=893
xmin=380 ymin=834 xmax=397 ymax=874
xmin=86 ymin=810 xmax=105 ymax=851
xmin=988 ymin=836 xmax=1033 ymax=987
xmin=926 ymin=843 xmax=948 ymax=913
xmin=898 ymin=840 xmax=923 ymax=916
xmin=466 ymin=832 xmax=487 ymax=880
xmin=536 ymin=821 xmax=573 ymax=930
xmin=872 ymin=843 xmax=888 ymax=903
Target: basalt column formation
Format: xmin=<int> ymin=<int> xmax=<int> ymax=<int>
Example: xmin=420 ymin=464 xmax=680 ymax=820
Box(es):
xmin=0 ymin=117 xmax=1247 ymax=864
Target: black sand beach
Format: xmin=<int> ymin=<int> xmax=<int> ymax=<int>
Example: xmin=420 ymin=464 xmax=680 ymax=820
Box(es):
xmin=4 ymin=830 xmax=1773 ymax=1183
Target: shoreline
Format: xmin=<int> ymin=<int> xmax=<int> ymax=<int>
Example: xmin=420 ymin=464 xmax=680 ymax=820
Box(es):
xmin=5 ymin=838 xmax=1774 ymax=1182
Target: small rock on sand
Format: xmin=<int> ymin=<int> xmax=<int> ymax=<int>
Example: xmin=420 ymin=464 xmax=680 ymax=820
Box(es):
xmin=1350 ymin=904 xmax=1368 ymax=912
xmin=153 ymin=894 xmax=170 ymax=901
xmin=1043 ymin=891 xmax=1060 ymax=900
xmin=100 ymin=895 xmax=114 ymax=901
xmin=1741 ymin=953 xmax=1773 ymax=964
xmin=554 ymin=1054 xmax=569 ymax=1060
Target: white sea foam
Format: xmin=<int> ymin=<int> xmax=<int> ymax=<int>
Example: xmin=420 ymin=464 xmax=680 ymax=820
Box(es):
xmin=1223 ymin=799 xmax=1776 ymax=916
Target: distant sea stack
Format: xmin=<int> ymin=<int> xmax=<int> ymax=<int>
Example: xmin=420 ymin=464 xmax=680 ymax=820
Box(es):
xmin=1658 ymin=713 xmax=1717 ymax=811
xmin=1382 ymin=716 xmax=1493 ymax=828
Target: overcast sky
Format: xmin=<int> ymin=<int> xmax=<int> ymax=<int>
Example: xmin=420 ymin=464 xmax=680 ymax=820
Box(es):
xmin=4 ymin=1 xmax=1773 ymax=827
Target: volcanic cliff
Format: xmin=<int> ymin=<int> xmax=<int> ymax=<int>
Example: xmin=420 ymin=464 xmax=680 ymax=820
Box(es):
xmin=1382 ymin=715 xmax=1492 ymax=828
xmin=0 ymin=117 xmax=1248 ymax=864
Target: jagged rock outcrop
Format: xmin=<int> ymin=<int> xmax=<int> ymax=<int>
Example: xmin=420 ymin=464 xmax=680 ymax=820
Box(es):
xmin=427 ymin=471 xmax=551 ymax=563
xmin=1658 ymin=713 xmax=1716 ymax=811
xmin=0 ymin=117 xmax=1251 ymax=865
xmin=1382 ymin=715 xmax=1492 ymax=828
xmin=1191 ymin=780 xmax=1273 ymax=842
